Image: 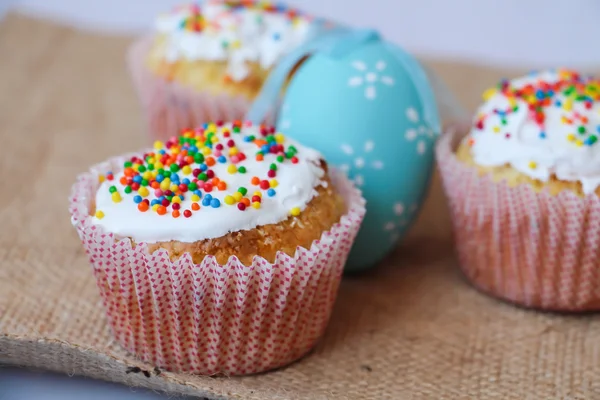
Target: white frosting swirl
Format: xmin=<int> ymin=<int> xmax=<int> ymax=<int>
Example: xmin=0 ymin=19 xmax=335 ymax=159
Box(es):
xmin=155 ymin=1 xmax=315 ymax=81
xmin=92 ymin=123 xmax=325 ymax=243
xmin=467 ymin=69 xmax=600 ymax=194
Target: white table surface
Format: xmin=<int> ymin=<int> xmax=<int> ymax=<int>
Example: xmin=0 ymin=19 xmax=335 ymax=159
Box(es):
xmin=1 ymin=0 xmax=598 ymax=398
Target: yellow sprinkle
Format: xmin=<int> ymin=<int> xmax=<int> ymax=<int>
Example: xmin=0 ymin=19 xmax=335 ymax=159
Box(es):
xmin=182 ymin=165 xmax=192 ymax=175
xmin=563 ymin=99 xmax=573 ymax=111
xmin=155 ymin=162 xmax=164 ymax=170
xmin=207 ymin=122 xmax=217 ymax=131
xmin=275 ymin=133 xmax=285 ymax=143
xmin=171 ymin=147 xmax=180 ymax=155
xmin=252 ymin=202 xmax=261 ymax=209
xmin=138 ymin=186 xmax=149 ymax=197
xmin=270 ymin=179 xmax=278 ymax=188
xmin=98 ymin=174 xmax=105 ymax=183
xmin=482 ymin=87 xmax=497 ymax=101
xmin=561 ymin=116 xmax=569 ymax=125
xmin=567 ymin=133 xmax=576 ymax=142
xmin=153 ymin=141 xmax=163 ymax=150
xmin=290 ymin=207 xmax=301 ymax=217
xmin=160 ymin=181 xmax=170 ymax=191
xmin=224 ymin=195 xmax=235 ymax=205
xmin=493 ymin=126 xmax=500 ymax=133
xmin=253 ymin=191 xmax=262 ymax=197
xmin=231 ymin=40 xmax=241 ymax=49
xmin=191 ymin=194 xmax=200 ymax=202
xmin=142 ymin=171 xmax=153 ymax=180
xmin=146 ymin=157 xmax=155 ymax=164
xmin=528 ymin=161 xmax=537 ymax=169
xmin=576 ymin=139 xmax=584 ymax=147
xmin=95 ymin=210 xmax=105 ymax=219
xmin=229 ymin=147 xmax=239 ymax=156
xmin=111 ymin=192 xmax=122 ymax=203
xmin=227 ymin=164 xmax=237 ymax=174
xmin=172 ymin=196 xmax=181 ymax=203
xmin=211 ymin=136 xmax=219 ymax=144
xmin=152 ymin=204 xmax=160 ymax=212
xmin=202 ymin=147 xmax=212 ymax=155
xmin=170 ymin=184 xmax=179 ymax=192
xmin=233 ymin=192 xmax=243 ymax=202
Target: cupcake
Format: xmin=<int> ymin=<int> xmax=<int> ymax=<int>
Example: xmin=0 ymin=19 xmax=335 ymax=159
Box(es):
xmin=69 ymin=121 xmax=365 ymax=375
xmin=128 ymin=1 xmax=319 ymax=141
xmin=437 ymin=69 xmax=600 ymax=311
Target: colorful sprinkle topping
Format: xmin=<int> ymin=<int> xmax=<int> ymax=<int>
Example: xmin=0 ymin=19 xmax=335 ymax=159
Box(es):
xmin=172 ymin=1 xmax=307 ymax=34
xmin=156 ymin=1 xmax=314 ymax=82
xmin=467 ymin=69 xmax=600 ymax=194
xmin=98 ymin=121 xmax=306 ymax=220
xmin=473 ymin=68 xmax=600 ymax=148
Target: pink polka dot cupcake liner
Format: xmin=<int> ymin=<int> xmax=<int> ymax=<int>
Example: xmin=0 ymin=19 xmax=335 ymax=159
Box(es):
xmin=69 ymin=154 xmax=365 ymax=375
xmin=437 ymin=127 xmax=600 ymax=312
xmin=128 ymin=37 xmax=253 ymax=143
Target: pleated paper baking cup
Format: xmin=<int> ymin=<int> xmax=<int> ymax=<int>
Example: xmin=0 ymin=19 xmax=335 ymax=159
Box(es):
xmin=69 ymin=155 xmax=365 ymax=375
xmin=437 ymin=128 xmax=600 ymax=312
xmin=128 ymin=37 xmax=253 ymax=143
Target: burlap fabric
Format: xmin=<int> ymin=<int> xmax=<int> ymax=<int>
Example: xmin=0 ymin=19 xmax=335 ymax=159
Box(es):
xmin=1 ymin=13 xmax=600 ymax=399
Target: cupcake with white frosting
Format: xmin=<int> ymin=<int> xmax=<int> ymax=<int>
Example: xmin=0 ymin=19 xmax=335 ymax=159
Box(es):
xmin=128 ymin=1 xmax=320 ymax=141
xmin=70 ymin=121 xmax=365 ymax=375
xmin=437 ymin=69 xmax=600 ymax=311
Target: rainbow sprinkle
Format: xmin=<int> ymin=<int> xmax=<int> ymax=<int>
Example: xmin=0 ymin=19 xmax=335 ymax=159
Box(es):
xmin=174 ymin=1 xmax=308 ymax=34
xmin=473 ymin=69 xmax=600 ymax=148
xmin=99 ymin=121 xmax=302 ymax=219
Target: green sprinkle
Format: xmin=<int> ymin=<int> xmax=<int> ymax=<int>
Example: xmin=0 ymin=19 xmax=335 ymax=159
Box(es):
xmin=138 ymin=165 xmax=146 ymax=173
xmin=188 ymin=182 xmax=198 ymax=191
xmin=123 ymin=161 xmax=132 ymax=168
xmin=269 ymin=163 xmax=277 ymax=171
xmin=124 ymin=186 xmax=132 ymax=194
xmin=170 ymin=164 xmax=179 ymax=172
xmin=141 ymin=179 xmax=149 ymax=186
xmin=238 ymin=166 xmax=247 ymax=173
xmin=198 ymin=172 xmax=208 ymax=182
xmin=238 ymin=187 xmax=248 ymax=196
xmin=109 ymin=185 xmax=117 ymax=193
xmin=277 ymin=155 xmax=285 ymax=163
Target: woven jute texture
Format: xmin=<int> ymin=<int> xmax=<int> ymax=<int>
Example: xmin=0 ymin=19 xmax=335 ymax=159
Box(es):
xmin=2 ymin=13 xmax=600 ymax=399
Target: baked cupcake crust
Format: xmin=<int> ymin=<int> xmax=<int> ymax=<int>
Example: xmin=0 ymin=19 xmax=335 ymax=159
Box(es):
xmin=145 ymin=167 xmax=345 ymax=264
xmin=456 ymin=137 xmax=600 ymax=197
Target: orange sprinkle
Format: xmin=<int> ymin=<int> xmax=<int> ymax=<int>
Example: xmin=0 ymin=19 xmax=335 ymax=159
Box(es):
xmin=206 ymin=157 xmax=216 ymax=166
xmin=468 ymin=138 xmax=475 ymax=147
xmin=191 ymin=203 xmax=200 ymax=211
xmin=138 ymin=202 xmax=149 ymax=212
xmin=251 ymin=176 xmax=260 ymax=185
xmin=217 ymin=181 xmax=227 ymax=191
xmin=157 ymin=206 xmax=167 ymax=215
xmin=172 ymin=210 xmax=180 ymax=218
xmin=256 ymin=153 xmax=264 ymax=161
xmin=119 ymin=176 xmax=127 ymax=185
xmin=124 ymin=167 xmax=135 ymax=177
xmin=212 ymin=177 xmax=220 ymax=185
xmin=241 ymin=198 xmax=251 ymax=207
xmin=151 ymin=181 xmax=160 ymax=189
xmin=254 ymin=139 xmax=268 ymax=147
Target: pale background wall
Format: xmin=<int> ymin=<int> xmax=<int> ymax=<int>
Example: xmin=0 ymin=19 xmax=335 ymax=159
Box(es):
xmin=1 ymin=1 xmax=599 ymax=399
xmin=8 ymin=0 xmax=600 ymax=69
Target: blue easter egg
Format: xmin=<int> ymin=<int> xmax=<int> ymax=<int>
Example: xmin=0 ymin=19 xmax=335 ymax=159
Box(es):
xmin=276 ymin=40 xmax=439 ymax=272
